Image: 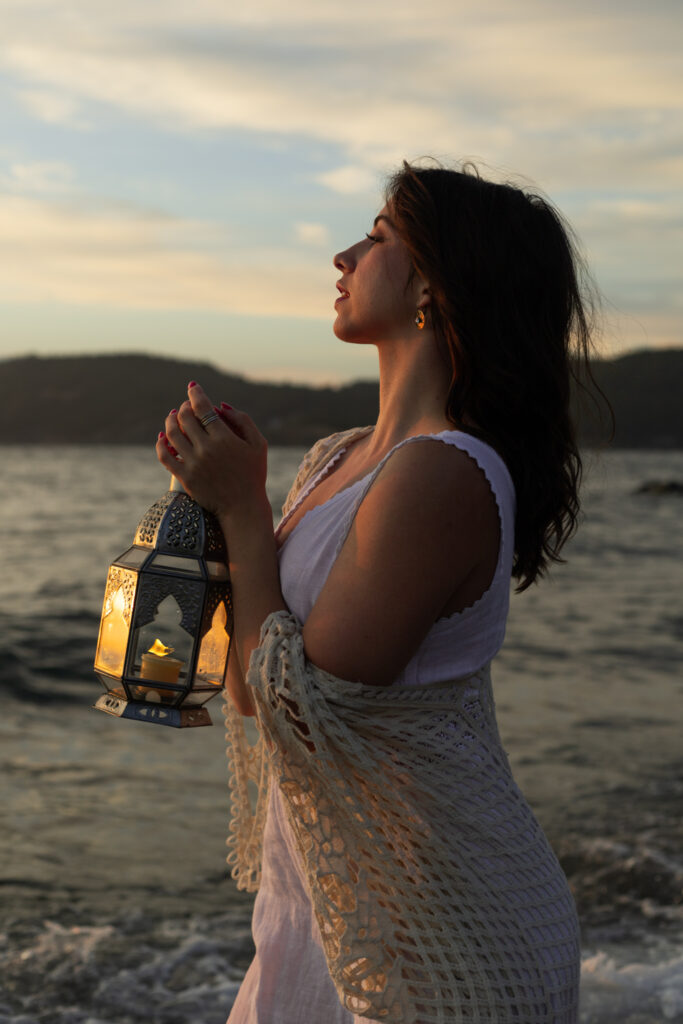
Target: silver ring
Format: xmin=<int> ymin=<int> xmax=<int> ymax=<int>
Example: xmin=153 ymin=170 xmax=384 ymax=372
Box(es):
xmin=199 ymin=410 xmax=220 ymax=429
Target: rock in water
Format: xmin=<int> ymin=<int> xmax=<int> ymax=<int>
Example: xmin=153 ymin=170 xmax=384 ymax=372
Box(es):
xmin=634 ymin=480 xmax=683 ymax=495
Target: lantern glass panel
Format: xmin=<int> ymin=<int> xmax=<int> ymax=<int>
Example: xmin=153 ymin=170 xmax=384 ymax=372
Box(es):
xmin=129 ymin=682 xmax=184 ymax=705
xmin=94 ymin=568 xmax=138 ymax=677
xmin=98 ymin=678 xmax=127 ymax=698
xmin=150 ymin=554 xmax=202 ymax=575
xmin=196 ymin=597 xmax=231 ymax=688
xmin=182 ymin=684 xmax=222 ymax=707
xmin=116 ymin=546 xmax=150 ymax=569
xmin=131 ymin=591 xmax=195 ymax=685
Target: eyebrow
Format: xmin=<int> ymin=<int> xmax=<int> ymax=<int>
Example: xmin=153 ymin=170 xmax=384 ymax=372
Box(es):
xmin=373 ymin=214 xmax=395 ymax=229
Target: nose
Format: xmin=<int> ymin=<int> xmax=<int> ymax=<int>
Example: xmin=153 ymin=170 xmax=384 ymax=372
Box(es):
xmin=333 ymin=246 xmax=354 ymax=273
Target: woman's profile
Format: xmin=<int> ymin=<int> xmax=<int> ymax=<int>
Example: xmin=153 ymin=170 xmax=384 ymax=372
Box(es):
xmin=157 ymin=161 xmax=598 ymax=1023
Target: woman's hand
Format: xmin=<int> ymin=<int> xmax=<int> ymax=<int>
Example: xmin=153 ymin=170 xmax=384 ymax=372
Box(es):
xmin=156 ymin=381 xmax=268 ymax=522
xmin=157 ymin=381 xmax=286 ymax=684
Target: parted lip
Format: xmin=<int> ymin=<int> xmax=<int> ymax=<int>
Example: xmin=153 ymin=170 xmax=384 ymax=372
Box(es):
xmin=336 ymin=282 xmax=350 ymax=297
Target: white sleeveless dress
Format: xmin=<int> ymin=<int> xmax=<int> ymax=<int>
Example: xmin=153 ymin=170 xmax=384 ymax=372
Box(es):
xmin=227 ymin=430 xmax=580 ymax=1023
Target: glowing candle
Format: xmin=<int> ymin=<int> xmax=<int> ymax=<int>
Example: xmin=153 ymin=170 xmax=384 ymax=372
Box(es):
xmin=140 ymin=639 xmax=183 ymax=691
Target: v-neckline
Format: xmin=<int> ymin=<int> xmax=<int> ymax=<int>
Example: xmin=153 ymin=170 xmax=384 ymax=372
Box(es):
xmin=275 ymin=427 xmax=374 ymax=549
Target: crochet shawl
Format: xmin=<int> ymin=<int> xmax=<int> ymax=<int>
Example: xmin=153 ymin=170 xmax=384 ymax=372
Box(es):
xmin=223 ymin=431 xmax=580 ymax=1023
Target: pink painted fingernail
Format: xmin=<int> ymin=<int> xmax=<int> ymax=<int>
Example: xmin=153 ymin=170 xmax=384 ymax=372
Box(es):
xmin=158 ymin=431 xmax=164 ymax=439
xmin=221 ymin=401 xmax=233 ymax=410
xmin=188 ymin=380 xmax=197 ymax=388
xmin=170 ymin=408 xmax=177 ymax=415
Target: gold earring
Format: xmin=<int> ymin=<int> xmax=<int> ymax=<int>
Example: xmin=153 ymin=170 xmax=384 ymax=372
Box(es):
xmin=415 ymin=308 xmax=426 ymax=330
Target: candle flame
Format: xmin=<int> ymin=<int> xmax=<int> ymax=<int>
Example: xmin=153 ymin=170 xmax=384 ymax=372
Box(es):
xmin=148 ymin=638 xmax=174 ymax=657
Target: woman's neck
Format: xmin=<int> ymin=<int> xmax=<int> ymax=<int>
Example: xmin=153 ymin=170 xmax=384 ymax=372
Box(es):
xmin=366 ymin=333 xmax=454 ymax=454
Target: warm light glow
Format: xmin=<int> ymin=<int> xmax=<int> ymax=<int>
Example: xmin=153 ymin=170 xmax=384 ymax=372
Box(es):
xmin=196 ymin=601 xmax=230 ymax=685
xmin=95 ymin=584 xmax=129 ymax=676
xmin=148 ymin=638 xmax=174 ymax=658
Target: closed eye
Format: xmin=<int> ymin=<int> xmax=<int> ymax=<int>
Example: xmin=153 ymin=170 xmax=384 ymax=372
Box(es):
xmin=365 ymin=232 xmax=382 ymax=243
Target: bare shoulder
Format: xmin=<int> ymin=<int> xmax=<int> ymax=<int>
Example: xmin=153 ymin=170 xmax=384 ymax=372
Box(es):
xmin=303 ymin=436 xmax=501 ymax=685
xmin=371 ymin=437 xmax=497 ymax=519
xmin=347 ymin=435 xmax=500 ymax=574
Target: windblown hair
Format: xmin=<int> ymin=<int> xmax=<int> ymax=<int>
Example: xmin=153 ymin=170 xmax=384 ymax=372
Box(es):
xmin=386 ymin=161 xmax=608 ymax=591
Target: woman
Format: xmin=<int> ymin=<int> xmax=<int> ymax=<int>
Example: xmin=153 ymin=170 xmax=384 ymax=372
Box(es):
xmin=157 ymin=162 xmax=594 ymax=1023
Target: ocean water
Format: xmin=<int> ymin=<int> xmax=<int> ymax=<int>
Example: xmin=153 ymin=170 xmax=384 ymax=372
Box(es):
xmin=1 ymin=444 xmax=682 ymax=1023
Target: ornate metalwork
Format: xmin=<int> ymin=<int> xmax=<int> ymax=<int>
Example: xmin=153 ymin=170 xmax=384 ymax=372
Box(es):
xmin=94 ymin=693 xmax=210 ymax=728
xmin=158 ymin=495 xmax=204 ymax=554
xmin=135 ymin=492 xmax=174 ymax=548
xmin=133 ymin=576 xmax=204 ymax=634
xmin=201 ymin=583 xmax=233 ymax=636
xmin=206 ymin=516 xmax=227 ymax=558
xmin=102 ymin=566 xmax=137 ymax=626
xmin=133 ymin=490 xmax=226 ymax=560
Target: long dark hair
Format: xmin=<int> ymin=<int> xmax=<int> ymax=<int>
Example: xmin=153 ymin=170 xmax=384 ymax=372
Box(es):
xmin=386 ymin=161 xmax=608 ymax=591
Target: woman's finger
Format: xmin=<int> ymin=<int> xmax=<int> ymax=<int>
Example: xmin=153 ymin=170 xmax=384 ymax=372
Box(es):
xmin=165 ymin=408 xmax=194 ymax=457
xmin=175 ymin=399 xmax=209 ymax=446
xmin=161 ymin=432 xmax=178 ymax=457
xmin=184 ymin=382 xmax=233 ymax=442
xmin=186 ymin=381 xmax=220 ymax=425
xmin=156 ymin=433 xmax=185 ymax=477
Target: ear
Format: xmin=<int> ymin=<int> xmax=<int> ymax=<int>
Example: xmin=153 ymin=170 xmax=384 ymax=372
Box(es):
xmin=415 ymin=275 xmax=431 ymax=311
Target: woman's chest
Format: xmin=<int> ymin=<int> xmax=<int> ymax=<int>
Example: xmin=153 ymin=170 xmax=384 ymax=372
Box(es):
xmin=277 ymin=451 xmax=373 ymax=548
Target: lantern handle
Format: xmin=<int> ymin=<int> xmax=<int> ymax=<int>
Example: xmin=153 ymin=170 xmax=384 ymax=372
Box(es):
xmin=170 ymin=474 xmax=187 ymax=494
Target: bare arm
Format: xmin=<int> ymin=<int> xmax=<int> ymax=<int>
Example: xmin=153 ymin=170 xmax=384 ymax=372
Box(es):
xmin=302 ymin=440 xmax=499 ymax=685
xmin=224 ymin=647 xmax=255 ymax=717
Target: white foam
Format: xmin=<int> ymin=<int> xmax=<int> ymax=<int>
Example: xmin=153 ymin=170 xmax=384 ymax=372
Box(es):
xmin=0 ymin=917 xmax=246 ymax=1024
xmin=4 ymin=919 xmax=683 ymax=1023
xmin=581 ymin=950 xmax=683 ymax=1022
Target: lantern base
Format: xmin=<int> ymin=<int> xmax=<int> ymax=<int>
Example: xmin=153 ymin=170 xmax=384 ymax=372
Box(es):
xmin=93 ymin=692 xmax=212 ymax=728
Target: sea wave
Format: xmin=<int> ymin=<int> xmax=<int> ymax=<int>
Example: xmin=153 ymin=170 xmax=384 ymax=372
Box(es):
xmin=1 ymin=912 xmax=682 ymax=1023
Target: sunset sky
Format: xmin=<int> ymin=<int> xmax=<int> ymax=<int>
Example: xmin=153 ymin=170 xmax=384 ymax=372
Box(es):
xmin=1 ymin=0 xmax=681 ymax=383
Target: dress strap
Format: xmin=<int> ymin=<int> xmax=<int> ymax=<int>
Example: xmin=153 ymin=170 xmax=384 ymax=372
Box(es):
xmin=331 ymin=431 xmax=514 ymax=563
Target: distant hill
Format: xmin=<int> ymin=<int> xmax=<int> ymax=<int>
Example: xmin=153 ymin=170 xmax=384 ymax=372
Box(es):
xmin=0 ymin=349 xmax=681 ymax=447
xmin=581 ymin=348 xmax=683 ymax=448
xmin=0 ymin=353 xmax=378 ymax=446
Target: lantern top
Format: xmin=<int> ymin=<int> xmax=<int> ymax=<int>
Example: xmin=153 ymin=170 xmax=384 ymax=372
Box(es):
xmin=134 ymin=486 xmax=227 ymax=561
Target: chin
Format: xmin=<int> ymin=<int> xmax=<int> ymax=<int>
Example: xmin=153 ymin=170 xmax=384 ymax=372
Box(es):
xmin=333 ymin=320 xmax=373 ymax=345
xmin=333 ymin=323 xmax=355 ymax=343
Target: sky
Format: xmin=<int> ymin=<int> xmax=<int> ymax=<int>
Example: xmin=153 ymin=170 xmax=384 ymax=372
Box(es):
xmin=0 ymin=0 xmax=681 ymax=384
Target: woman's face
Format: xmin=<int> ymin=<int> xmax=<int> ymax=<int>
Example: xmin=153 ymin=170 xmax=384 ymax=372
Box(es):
xmin=332 ymin=205 xmax=425 ymax=345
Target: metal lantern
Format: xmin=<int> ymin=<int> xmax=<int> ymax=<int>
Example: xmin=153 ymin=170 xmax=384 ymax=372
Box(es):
xmin=93 ymin=477 xmax=233 ymax=727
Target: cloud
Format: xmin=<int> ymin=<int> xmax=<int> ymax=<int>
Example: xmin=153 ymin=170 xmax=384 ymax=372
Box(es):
xmin=572 ymin=195 xmax=683 ymax=312
xmin=315 ymin=166 xmax=379 ymax=196
xmin=16 ymin=88 xmax=85 ymax=128
xmin=294 ymin=222 xmax=330 ymax=246
xmin=1 ymin=0 xmax=681 ymax=191
xmin=0 ymin=195 xmax=335 ymax=318
xmin=0 ymin=0 xmax=680 ymax=361
xmin=3 ymin=160 xmax=74 ymax=193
